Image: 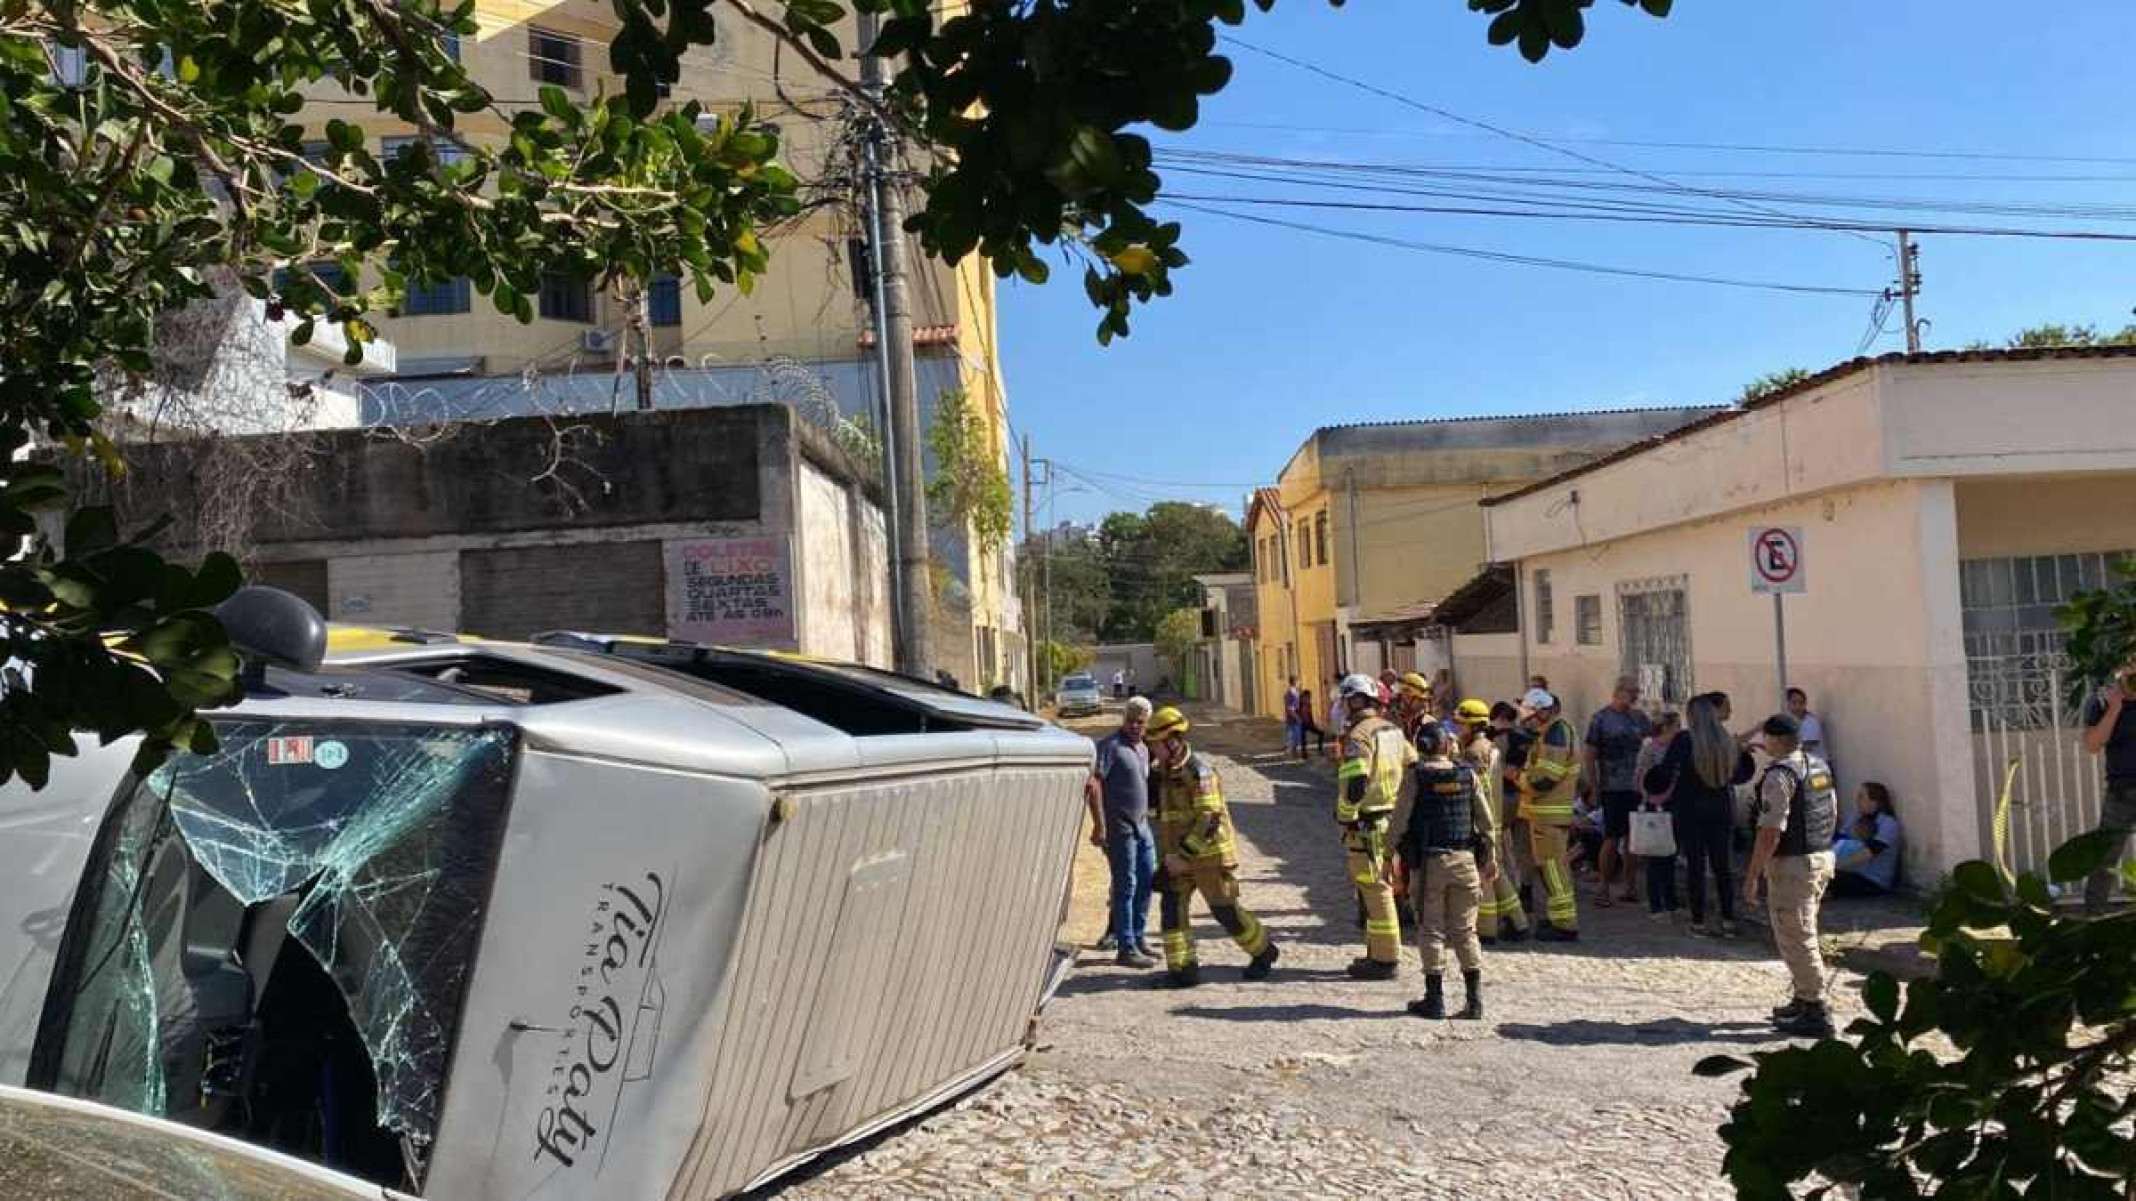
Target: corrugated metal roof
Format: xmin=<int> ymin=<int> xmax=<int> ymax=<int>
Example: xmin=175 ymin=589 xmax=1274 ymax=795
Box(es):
xmin=1480 ymin=345 xmax=2136 ymax=508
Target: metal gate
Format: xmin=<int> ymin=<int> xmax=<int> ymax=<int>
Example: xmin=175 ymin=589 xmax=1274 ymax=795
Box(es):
xmin=1962 ymin=550 xmax=2132 ymax=881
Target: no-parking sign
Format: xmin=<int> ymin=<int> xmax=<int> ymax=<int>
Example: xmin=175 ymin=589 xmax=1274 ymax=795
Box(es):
xmin=1749 ymin=526 xmax=1805 ymax=595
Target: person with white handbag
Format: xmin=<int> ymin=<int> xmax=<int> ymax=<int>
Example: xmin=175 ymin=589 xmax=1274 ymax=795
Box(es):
xmin=1630 ymin=712 xmax=1684 ymax=919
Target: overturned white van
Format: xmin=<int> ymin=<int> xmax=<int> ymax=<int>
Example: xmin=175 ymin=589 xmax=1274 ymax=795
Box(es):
xmin=0 ymin=600 xmax=1089 ymax=1198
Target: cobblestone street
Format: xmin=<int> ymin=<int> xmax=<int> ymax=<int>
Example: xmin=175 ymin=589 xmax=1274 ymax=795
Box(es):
xmin=773 ymin=704 xmax=1920 ymax=1199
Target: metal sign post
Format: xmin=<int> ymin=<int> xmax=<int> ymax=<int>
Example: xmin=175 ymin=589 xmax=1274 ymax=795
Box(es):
xmin=1749 ymin=526 xmax=1806 ymax=706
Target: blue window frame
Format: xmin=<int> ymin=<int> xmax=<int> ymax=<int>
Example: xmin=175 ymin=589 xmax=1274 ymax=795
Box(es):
xmin=648 ymin=275 xmax=682 ymax=327
xmin=404 ymin=277 xmax=472 ymax=316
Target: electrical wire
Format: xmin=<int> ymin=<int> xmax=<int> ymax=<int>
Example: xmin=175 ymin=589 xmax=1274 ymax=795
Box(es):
xmin=1220 ymin=34 xmax=1889 ymax=248
xmin=1164 ymin=200 xmax=1884 ymax=297
xmin=1155 ymin=150 xmax=2136 ymax=225
xmin=1194 ymin=121 xmax=2136 ymax=167
xmin=1161 ymin=189 xmax=2136 ymax=244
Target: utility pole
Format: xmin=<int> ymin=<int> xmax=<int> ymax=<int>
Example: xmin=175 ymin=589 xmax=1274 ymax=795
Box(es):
xmin=1021 ymin=433 xmax=1037 ymax=699
xmin=858 ymin=13 xmax=933 ymax=678
xmin=1896 ymin=229 xmax=1921 ymax=353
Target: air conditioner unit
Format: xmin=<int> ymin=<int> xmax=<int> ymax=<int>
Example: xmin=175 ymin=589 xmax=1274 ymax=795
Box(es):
xmin=580 ymin=328 xmax=618 ymax=354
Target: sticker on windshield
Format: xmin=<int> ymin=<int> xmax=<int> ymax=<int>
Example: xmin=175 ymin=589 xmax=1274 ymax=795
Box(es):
xmin=314 ymin=740 xmax=350 ymax=771
xmin=266 ymin=735 xmax=314 ymax=766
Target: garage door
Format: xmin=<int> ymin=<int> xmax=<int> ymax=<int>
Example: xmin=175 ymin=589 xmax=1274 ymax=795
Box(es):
xmin=459 ymin=541 xmax=665 ymax=641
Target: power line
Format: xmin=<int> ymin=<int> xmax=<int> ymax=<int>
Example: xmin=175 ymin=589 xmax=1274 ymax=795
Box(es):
xmin=1161 ymin=189 xmax=2136 ymax=244
xmin=1194 ymin=121 xmax=2136 ymax=167
xmin=1219 ymin=34 xmax=1889 ymax=248
xmin=1165 ymin=200 xmax=1883 ymax=297
xmin=1156 ymin=150 xmax=2136 ymax=224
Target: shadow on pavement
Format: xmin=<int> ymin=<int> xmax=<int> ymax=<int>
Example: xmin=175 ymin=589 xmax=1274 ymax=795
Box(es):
xmin=1170 ymin=1001 xmax=1410 ymax=1023
xmin=1494 ymin=1018 xmax=1776 ymax=1047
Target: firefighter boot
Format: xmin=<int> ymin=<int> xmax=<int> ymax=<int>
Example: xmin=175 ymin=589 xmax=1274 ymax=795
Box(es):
xmin=1347 ymin=956 xmax=1400 ymax=981
xmin=1155 ymin=963 xmax=1202 ymax=990
xmin=1243 ymin=942 xmax=1280 ymax=981
xmin=1406 ymin=974 xmax=1447 ymax=1019
xmin=1457 ymin=969 xmax=1484 ymax=1020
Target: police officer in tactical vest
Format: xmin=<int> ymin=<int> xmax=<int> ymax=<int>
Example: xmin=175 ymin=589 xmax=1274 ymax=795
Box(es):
xmin=1742 ymin=712 xmax=1841 ymax=1037
xmin=1395 ymin=723 xmax=1497 ymax=1020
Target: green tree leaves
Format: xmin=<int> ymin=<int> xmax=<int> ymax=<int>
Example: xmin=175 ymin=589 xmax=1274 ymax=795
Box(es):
xmin=1703 ymin=829 xmax=2136 ymax=1199
xmin=925 ymin=388 xmax=1014 ymax=554
xmin=1154 ymin=606 xmax=1202 ymax=680
xmin=2058 ymin=555 xmax=2136 ymax=712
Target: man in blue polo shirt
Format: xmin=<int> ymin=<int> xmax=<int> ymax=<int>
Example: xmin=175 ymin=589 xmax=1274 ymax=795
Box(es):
xmin=1085 ymin=697 xmax=1158 ymax=966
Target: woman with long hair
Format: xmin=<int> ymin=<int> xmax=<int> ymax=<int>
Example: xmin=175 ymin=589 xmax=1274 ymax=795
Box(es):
xmin=1645 ymin=693 xmax=1754 ymax=935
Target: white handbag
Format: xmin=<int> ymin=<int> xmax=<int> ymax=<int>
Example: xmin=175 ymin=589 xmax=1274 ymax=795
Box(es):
xmin=1629 ymin=808 xmax=1678 ymax=858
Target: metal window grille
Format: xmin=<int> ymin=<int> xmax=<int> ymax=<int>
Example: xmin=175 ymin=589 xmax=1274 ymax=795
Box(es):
xmin=1617 ymin=577 xmax=1691 ymax=705
xmin=538 ymin=273 xmax=593 ymax=323
xmin=1575 ymin=594 xmax=1602 ymax=646
xmin=1533 ymin=569 xmax=1554 ymax=644
xmin=1961 ymin=550 xmax=2134 ymax=730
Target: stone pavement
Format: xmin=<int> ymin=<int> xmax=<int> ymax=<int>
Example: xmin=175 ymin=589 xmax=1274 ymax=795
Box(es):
xmin=769 ymin=703 xmax=1923 ymax=1199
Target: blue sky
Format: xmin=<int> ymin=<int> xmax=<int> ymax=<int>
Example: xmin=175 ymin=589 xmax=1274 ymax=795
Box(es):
xmin=999 ymin=1 xmax=2136 ymax=525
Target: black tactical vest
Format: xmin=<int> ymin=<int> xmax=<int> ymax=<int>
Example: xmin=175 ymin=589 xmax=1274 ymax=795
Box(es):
xmin=1408 ymin=761 xmax=1479 ymax=854
xmin=1765 ymin=755 xmax=1839 ymax=856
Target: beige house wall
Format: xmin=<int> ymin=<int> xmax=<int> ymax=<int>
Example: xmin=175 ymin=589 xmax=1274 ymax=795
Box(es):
xmin=1513 ymin=477 xmax=1977 ymax=880
xmin=1448 ymin=631 xmax=1523 ymax=706
xmin=1343 ymin=483 xmax=1493 ymax=619
xmin=1486 ymin=356 xmax=2136 ymax=881
xmin=1956 ymin=475 xmax=2136 ymax=559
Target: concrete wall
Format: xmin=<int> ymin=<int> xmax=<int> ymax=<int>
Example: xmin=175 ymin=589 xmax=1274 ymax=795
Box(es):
xmin=1956 ymin=475 xmax=2136 ymax=559
xmin=1883 ymin=358 xmax=2136 ymax=479
xmin=795 ymin=457 xmax=894 ymax=665
xmin=106 ymin=406 xmax=893 ymax=666
xmin=1449 ymin=631 xmax=1524 ymax=707
xmin=1514 ymin=478 xmax=1977 ymax=880
xmin=1091 ymin=643 xmax=1163 ymax=694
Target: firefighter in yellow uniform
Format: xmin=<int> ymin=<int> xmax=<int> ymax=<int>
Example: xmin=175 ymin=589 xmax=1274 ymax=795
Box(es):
xmin=1337 ymin=673 xmax=1413 ymax=979
xmin=1453 ymin=698 xmax=1529 ymax=944
xmin=1146 ymin=706 xmax=1280 ymax=989
xmin=1515 ymin=688 xmax=1582 ymax=941
xmin=1394 ymin=672 xmax=1436 ymax=742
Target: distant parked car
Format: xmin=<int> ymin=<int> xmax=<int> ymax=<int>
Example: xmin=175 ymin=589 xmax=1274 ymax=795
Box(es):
xmin=1056 ymin=673 xmax=1103 ymax=717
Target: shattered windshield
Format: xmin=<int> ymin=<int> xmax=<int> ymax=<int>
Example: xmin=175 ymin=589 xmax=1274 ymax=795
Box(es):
xmin=40 ymin=721 xmax=517 ymax=1185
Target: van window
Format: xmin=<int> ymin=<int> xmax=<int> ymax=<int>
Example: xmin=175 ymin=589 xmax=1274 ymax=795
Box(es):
xmin=36 ymin=721 xmax=517 ymax=1191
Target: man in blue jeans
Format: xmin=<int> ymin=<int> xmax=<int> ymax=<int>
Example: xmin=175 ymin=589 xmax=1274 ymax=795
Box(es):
xmin=1085 ymin=697 xmax=1158 ymax=966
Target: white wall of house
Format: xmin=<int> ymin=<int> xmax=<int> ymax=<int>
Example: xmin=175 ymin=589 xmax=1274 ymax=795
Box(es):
xmin=1503 ymin=477 xmax=1974 ymax=879
xmin=1482 ymin=355 xmax=2136 ymax=882
xmin=1449 ymin=631 xmax=1523 ymax=707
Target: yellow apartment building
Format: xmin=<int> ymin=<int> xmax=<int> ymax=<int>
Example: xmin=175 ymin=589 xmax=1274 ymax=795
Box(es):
xmin=296 ymin=1 xmax=1020 ymax=688
xmin=1245 ymin=408 xmax=1718 ymax=720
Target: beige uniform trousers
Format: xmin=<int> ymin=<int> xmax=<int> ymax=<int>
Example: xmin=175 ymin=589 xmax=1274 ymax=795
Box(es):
xmin=1411 ymin=850 xmax=1484 ymax=973
xmin=1766 ymin=851 xmax=1835 ymax=1001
